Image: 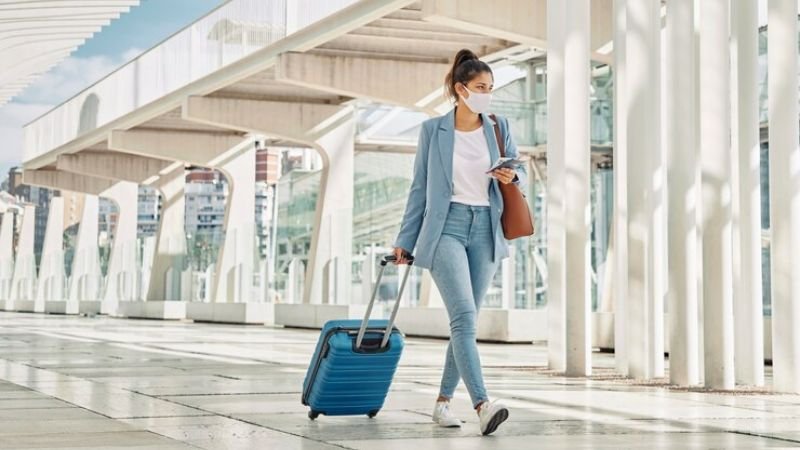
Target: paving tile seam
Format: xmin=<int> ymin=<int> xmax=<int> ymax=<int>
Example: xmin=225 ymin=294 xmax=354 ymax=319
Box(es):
xmin=210 ymin=374 xmax=243 ymax=380
xmin=728 ymin=429 xmax=800 ymax=445
xmin=150 ymin=391 xmax=302 ymax=398
xmin=114 ymin=414 xmax=217 ymax=420
xmin=131 ymin=431 xmax=209 ymax=450
xmin=131 ymin=344 xmax=283 ymax=366
xmin=3 ymin=328 xmax=285 ymax=367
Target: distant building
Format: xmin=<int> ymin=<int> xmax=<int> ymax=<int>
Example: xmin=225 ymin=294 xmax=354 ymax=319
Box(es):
xmin=185 ymin=168 xmax=226 ymax=237
xmin=256 ymin=147 xmax=281 ymax=184
xmin=8 ymin=166 xmax=54 ymax=265
xmin=98 ymin=198 xmax=118 ymax=247
xmin=137 ymin=186 xmax=159 ymax=237
xmin=256 ymin=147 xmax=281 ymax=259
xmin=4 ymin=146 xmax=287 ymax=269
xmin=184 ymin=168 xmax=226 ymax=269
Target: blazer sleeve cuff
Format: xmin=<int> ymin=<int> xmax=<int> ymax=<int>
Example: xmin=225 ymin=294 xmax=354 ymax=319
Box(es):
xmin=393 ymin=237 xmax=416 ymax=255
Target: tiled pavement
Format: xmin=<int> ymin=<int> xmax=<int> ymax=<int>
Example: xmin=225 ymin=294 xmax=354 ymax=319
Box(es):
xmin=0 ymin=311 xmax=798 ymax=449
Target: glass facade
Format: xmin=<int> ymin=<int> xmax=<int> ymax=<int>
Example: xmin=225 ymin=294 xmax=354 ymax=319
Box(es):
xmin=274 ymin=168 xmax=320 ymax=302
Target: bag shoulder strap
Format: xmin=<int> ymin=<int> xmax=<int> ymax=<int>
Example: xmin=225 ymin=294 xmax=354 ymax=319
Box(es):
xmin=488 ymin=114 xmax=506 ymax=157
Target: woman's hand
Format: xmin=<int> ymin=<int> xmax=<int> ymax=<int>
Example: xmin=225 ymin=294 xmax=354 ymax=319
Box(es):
xmin=392 ymin=247 xmax=411 ymax=265
xmin=492 ymin=167 xmax=516 ymax=185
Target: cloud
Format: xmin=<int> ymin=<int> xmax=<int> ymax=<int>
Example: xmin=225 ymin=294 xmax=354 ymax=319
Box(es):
xmin=0 ymin=102 xmax=52 ymax=179
xmin=0 ymin=49 xmax=142 ymax=181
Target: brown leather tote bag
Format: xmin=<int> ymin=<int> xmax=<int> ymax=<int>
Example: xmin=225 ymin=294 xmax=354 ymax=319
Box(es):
xmin=490 ymin=114 xmax=535 ymax=239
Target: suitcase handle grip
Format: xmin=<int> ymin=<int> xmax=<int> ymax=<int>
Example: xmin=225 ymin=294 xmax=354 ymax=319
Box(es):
xmin=381 ymin=254 xmax=414 ymax=266
xmin=355 ymin=254 xmax=414 ymax=350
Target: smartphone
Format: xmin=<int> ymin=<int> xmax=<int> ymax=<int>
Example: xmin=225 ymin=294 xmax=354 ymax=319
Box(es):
xmin=486 ymin=157 xmax=525 ymax=174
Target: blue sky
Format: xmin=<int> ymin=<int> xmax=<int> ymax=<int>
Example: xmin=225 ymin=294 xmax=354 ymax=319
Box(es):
xmin=0 ymin=0 xmax=225 ymax=178
xmin=73 ymin=0 xmax=225 ymax=61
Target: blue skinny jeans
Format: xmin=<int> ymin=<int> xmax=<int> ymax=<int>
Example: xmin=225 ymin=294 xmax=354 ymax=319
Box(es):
xmin=430 ymin=202 xmax=500 ymax=408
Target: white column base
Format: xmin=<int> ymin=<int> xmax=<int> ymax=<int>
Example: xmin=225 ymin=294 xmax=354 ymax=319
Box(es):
xmin=79 ymin=301 xmax=102 ymax=315
xmin=118 ymin=301 xmax=187 ymax=320
xmin=395 ymin=307 xmax=547 ymax=343
xmin=187 ymin=302 xmax=275 ymax=325
xmin=14 ymin=300 xmax=37 ymax=313
xmin=595 ymin=312 xmax=775 ymax=363
xmin=45 ymin=301 xmax=82 ymax=315
xmin=274 ymin=304 xmax=547 ymax=343
xmin=275 ymin=304 xmax=368 ymax=329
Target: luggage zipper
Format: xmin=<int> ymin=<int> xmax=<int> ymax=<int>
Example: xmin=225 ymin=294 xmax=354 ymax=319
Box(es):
xmin=301 ymin=325 xmax=398 ymax=405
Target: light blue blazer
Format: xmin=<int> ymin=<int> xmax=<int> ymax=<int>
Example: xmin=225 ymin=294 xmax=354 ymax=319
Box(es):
xmin=394 ymin=109 xmax=527 ymax=270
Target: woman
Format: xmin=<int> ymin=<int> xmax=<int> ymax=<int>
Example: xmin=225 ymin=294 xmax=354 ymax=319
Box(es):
xmin=392 ymin=49 xmax=526 ymax=436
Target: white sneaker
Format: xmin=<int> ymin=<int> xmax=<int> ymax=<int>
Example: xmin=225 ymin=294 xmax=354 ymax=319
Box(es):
xmin=432 ymin=401 xmax=462 ymax=428
xmin=478 ymin=400 xmax=509 ymax=436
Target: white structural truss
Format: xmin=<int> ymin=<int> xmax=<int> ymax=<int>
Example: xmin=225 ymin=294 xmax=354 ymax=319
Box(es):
xmin=0 ymin=0 xmax=140 ymax=106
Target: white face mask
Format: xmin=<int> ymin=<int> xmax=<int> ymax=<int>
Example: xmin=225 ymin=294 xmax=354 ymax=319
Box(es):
xmin=458 ymin=85 xmax=492 ymax=114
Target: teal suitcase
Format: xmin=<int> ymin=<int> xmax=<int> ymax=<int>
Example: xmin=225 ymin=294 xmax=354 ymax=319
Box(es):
xmin=301 ymin=255 xmax=412 ymax=420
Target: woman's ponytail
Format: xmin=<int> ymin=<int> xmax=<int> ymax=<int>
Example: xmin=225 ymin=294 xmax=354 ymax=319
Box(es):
xmin=444 ymin=49 xmax=492 ymax=103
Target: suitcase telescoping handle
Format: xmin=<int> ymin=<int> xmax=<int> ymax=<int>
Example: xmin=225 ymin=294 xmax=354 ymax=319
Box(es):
xmin=355 ymin=254 xmax=414 ymax=350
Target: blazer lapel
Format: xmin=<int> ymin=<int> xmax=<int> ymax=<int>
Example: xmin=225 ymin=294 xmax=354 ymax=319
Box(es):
xmin=482 ymin=113 xmax=502 ymax=199
xmin=437 ymin=109 xmax=455 ymax=188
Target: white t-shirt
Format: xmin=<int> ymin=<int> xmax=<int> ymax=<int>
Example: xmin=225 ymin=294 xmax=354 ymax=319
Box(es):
xmin=451 ymin=127 xmax=491 ymax=206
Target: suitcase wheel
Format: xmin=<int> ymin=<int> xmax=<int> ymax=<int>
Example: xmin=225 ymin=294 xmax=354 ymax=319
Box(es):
xmin=308 ymin=410 xmax=320 ymax=420
xmin=367 ymin=410 xmax=379 ymax=419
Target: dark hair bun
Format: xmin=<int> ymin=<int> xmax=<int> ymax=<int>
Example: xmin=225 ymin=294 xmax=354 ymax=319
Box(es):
xmin=453 ymin=49 xmax=479 ymax=66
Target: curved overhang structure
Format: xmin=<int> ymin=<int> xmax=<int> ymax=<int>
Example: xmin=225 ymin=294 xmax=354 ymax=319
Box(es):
xmin=0 ymin=0 xmax=140 ymax=106
xmin=22 ymin=0 xmax=614 ymax=169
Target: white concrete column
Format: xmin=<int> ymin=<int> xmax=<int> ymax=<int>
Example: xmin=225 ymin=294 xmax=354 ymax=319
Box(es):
xmin=564 ymin=0 xmax=592 ymax=377
xmin=260 ymin=259 xmax=270 ymax=303
xmin=548 ymin=0 xmax=592 ymax=376
xmin=419 ymin=271 xmax=444 ymax=308
xmin=305 ymin=114 xmax=355 ymax=306
xmin=612 ymin=0 xmax=629 ymax=376
xmin=626 ymin=0 xmax=664 ymax=379
xmin=100 ymin=182 xmax=138 ymax=315
xmin=501 ymin=246 xmax=516 ymax=310
xmin=768 ymin=0 xmax=800 ymax=393
xmin=0 ymin=212 xmax=14 ymax=302
xmin=666 ymin=0 xmax=700 ymax=386
xmin=322 ymin=257 xmax=338 ymax=305
xmin=9 ymin=205 xmax=36 ymax=308
xmin=699 ymin=0 xmax=735 ymax=390
xmin=68 ymin=195 xmax=100 ymax=311
xmin=286 ymin=258 xmax=305 ymax=304
xmin=148 ymin=165 xmax=186 ymax=301
xmin=212 ymin=147 xmax=255 ymax=303
xmin=139 ymin=236 xmax=156 ymax=300
xmin=546 ymin=0 xmax=567 ymax=373
xmin=731 ymin=0 xmax=764 ymax=387
xmin=361 ymin=247 xmax=378 ymax=305
xmin=35 ymin=197 xmax=65 ymax=312
xmin=398 ymin=264 xmax=412 ymax=307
